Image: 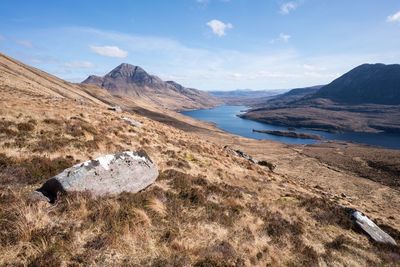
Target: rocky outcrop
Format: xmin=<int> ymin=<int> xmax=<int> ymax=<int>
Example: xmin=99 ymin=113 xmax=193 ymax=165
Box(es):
xmin=224 ymin=146 xmax=276 ymax=171
xmin=36 ymin=151 xmax=158 ymax=202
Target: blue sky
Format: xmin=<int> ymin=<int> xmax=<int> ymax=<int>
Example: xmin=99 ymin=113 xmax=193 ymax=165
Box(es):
xmin=1 ymin=0 xmax=400 ymax=91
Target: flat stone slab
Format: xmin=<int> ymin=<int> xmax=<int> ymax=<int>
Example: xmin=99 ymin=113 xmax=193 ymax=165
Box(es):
xmin=36 ymin=151 xmax=158 ymax=202
xmin=352 ymin=210 xmax=397 ymax=245
xmin=122 ymin=117 xmax=142 ymax=128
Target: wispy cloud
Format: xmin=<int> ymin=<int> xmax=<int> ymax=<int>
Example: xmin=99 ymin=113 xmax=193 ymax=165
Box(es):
xmin=387 ymin=10 xmax=400 ymax=23
xmin=0 ymin=34 xmax=4 ymax=41
xmin=270 ymin=33 xmax=291 ymax=44
xmin=206 ymin=19 xmax=233 ymax=37
xmin=90 ymin=45 xmax=128 ymax=58
xmin=64 ymin=60 xmax=94 ymax=69
xmin=16 ymin=40 xmax=33 ymax=48
xmin=280 ymin=1 xmax=299 ymax=15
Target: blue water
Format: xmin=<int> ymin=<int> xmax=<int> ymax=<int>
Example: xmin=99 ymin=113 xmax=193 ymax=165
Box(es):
xmin=182 ymin=105 xmax=400 ymax=149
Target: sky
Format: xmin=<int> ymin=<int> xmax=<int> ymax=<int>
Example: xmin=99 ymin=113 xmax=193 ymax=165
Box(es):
xmin=1 ymin=0 xmax=400 ymax=91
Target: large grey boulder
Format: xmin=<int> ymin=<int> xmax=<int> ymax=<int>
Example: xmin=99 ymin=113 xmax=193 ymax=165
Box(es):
xmin=36 ymin=151 xmax=158 ymax=202
xmin=351 ymin=210 xmax=397 ymax=245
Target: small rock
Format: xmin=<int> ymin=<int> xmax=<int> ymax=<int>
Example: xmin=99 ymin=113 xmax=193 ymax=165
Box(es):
xmin=122 ymin=117 xmax=142 ymax=128
xmin=108 ymin=106 xmax=122 ymax=112
xmin=257 ymin=160 xmax=276 ymax=171
xmin=314 ymin=185 xmax=324 ymax=190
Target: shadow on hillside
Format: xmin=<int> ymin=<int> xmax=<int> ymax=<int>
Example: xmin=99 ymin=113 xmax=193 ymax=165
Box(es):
xmin=128 ymin=107 xmax=208 ymax=133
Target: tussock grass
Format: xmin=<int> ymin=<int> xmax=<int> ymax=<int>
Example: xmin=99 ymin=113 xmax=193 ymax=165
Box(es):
xmin=0 ymin=89 xmax=398 ymax=266
xmin=299 ymin=196 xmax=353 ymax=229
xmin=0 ymin=153 xmax=75 ymax=185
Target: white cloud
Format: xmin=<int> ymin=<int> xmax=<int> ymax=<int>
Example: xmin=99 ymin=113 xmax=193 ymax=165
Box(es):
xmin=64 ymin=61 xmax=94 ymax=69
xmin=206 ymin=19 xmax=233 ymax=37
xmin=270 ymin=33 xmax=291 ymax=44
xmin=0 ymin=34 xmax=4 ymax=41
xmin=89 ymin=45 xmax=128 ymax=58
xmin=387 ymin=10 xmax=400 ymax=23
xmin=280 ymin=1 xmax=298 ymax=15
xmin=16 ymin=40 xmax=33 ymax=48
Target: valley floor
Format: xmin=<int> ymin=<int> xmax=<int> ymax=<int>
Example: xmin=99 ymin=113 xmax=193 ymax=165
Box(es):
xmin=1 ymin=86 xmax=400 ymax=266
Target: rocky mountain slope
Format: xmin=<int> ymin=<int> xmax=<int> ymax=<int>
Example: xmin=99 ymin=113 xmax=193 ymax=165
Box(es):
xmin=82 ymin=63 xmax=220 ymax=111
xmin=314 ymin=63 xmax=400 ymax=105
xmin=1 ymin=53 xmax=400 ymax=266
xmin=241 ymin=65 xmax=400 ymax=133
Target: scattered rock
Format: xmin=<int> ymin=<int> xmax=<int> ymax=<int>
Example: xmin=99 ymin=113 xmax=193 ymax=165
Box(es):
xmin=351 ymin=210 xmax=397 ymax=245
xmin=108 ymin=106 xmax=122 ymax=112
xmin=35 ymin=151 xmax=158 ymax=202
xmin=224 ymin=146 xmax=256 ymax=163
xmin=224 ymin=146 xmax=276 ymax=171
xmin=122 ymin=117 xmax=142 ymax=128
xmin=257 ymin=160 xmax=276 ymax=171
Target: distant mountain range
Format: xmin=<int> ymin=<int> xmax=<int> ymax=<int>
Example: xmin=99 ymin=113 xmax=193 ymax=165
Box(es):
xmin=209 ymin=89 xmax=289 ymax=106
xmin=82 ymin=63 xmax=220 ymax=110
xmin=210 ymin=89 xmax=288 ymax=98
xmin=258 ymin=85 xmax=324 ymax=107
xmin=313 ymin=63 xmax=400 ymax=105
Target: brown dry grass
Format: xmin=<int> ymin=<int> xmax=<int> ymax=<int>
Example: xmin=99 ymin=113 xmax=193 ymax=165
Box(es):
xmin=0 ymin=76 xmax=400 ymax=266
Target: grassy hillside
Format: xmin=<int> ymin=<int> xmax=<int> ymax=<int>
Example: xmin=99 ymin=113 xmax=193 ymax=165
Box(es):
xmin=0 ymin=54 xmax=399 ymax=266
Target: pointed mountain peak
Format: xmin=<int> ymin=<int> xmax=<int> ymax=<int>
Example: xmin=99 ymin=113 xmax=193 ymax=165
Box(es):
xmin=108 ymin=63 xmax=148 ymax=78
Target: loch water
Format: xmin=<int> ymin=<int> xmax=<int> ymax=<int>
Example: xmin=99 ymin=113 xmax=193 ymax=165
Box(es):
xmin=182 ymin=105 xmax=400 ymax=149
